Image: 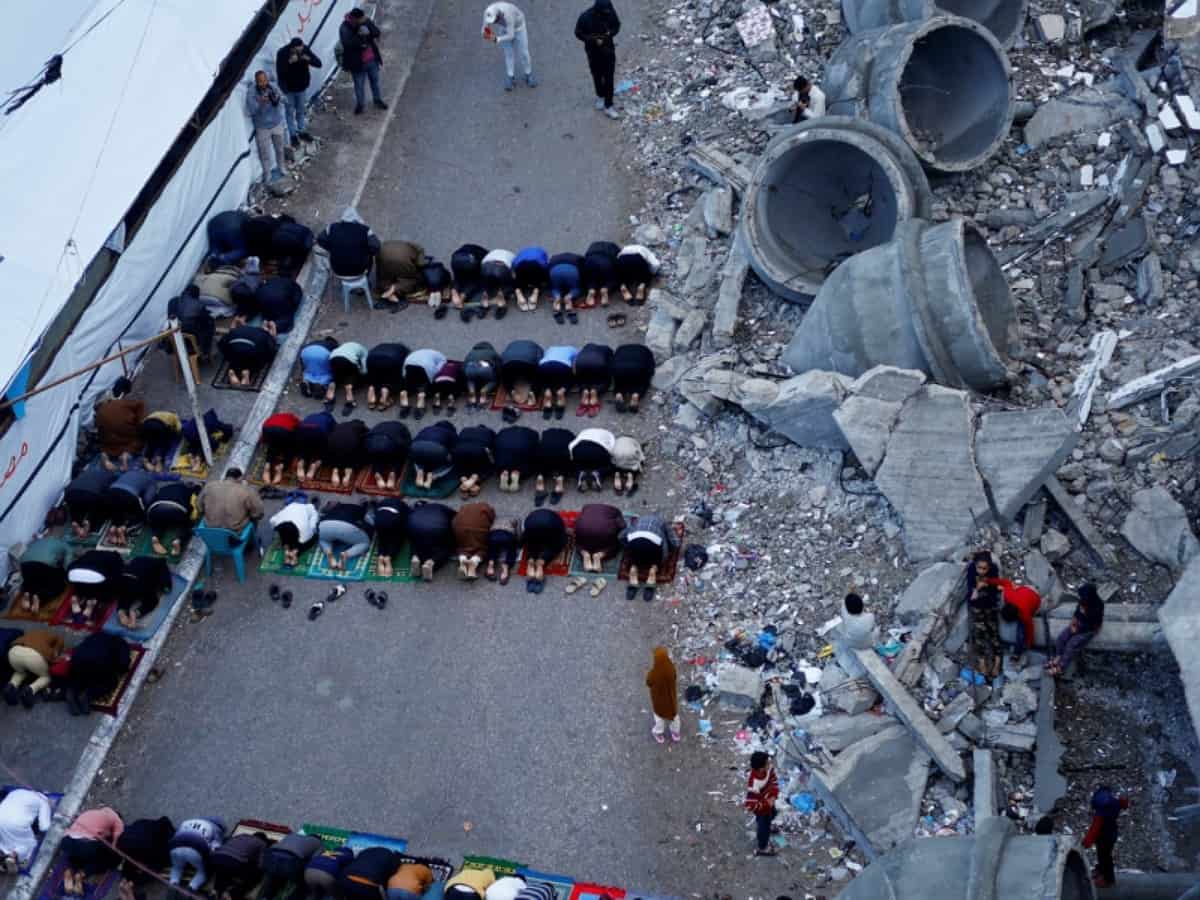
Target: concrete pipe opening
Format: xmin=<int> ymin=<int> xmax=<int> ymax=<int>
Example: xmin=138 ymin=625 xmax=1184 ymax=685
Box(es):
xmin=896 ymin=22 xmax=1010 ymax=170
xmin=1059 ymin=849 xmax=1091 ymax=900
xmin=741 ymin=117 xmax=932 ymax=301
xmin=936 ymin=0 xmax=1027 ymax=46
xmin=963 ymin=224 xmax=1012 ymax=358
xmin=841 ymin=0 xmax=1026 ymax=47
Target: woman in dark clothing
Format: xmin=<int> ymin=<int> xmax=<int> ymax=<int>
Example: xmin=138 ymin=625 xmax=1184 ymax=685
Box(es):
xmin=324 ymin=419 xmax=368 ymax=488
xmin=218 ymin=324 xmax=276 ymax=386
xmin=64 ymin=632 xmax=132 ymax=716
xmin=67 ymin=550 xmax=125 ymax=620
xmin=294 ymin=411 xmax=335 ymax=480
xmin=317 ymin=501 xmax=374 ymax=571
xmin=535 ymin=427 xmax=574 ymax=507
xmin=494 ymin=425 xmax=539 ymax=492
xmin=256 ymin=276 xmax=303 ymax=337
xmin=139 ymin=413 xmax=180 ymax=473
xmin=611 ymin=343 xmax=655 ymax=412
xmin=326 ymin=342 xmax=368 ymax=412
xmin=209 ymin=832 xmax=270 ymax=900
xmin=399 ymin=348 xmax=447 ymax=420
xmin=406 ymin=502 xmax=456 ymax=582
xmin=537 ymin=346 xmax=578 ymax=419
xmin=117 ymin=817 xmax=175 ymax=900
xmin=365 ymin=342 xmax=410 ymax=411
xmin=420 ymin=258 xmax=452 ymax=313
xmin=453 ymin=424 xmax=496 ymax=497
xmin=570 ymin=427 xmax=615 ymax=493
xmin=363 ymin=421 xmax=412 ymax=491
xmin=261 ymin=412 xmax=301 ymax=486
xmin=373 ymin=497 xmax=410 ymax=578
xmin=965 ymin=549 xmax=1001 ymax=602
xmin=616 ymin=244 xmax=660 ymax=303
xmin=521 ymin=509 xmax=567 ymax=591
xmin=575 ymin=504 xmax=626 ymax=572
xmin=409 ymin=421 xmax=457 ymax=489
xmin=512 ymin=246 xmax=549 ymax=311
xmin=450 ymin=243 xmax=488 ymax=317
xmin=485 ymin=517 xmax=522 ymax=585
xmin=65 ymin=469 xmax=117 ymax=540
xmin=1047 ymin=583 xmax=1105 ymax=676
xmin=463 ymin=341 xmax=502 ymax=409
xmin=575 ymin=342 xmax=614 ymax=416
xmin=116 ymin=557 xmax=172 ymax=630
xmin=548 ymin=252 xmax=585 ymax=321
xmin=500 ymin=340 xmax=544 ymax=405
xmin=582 ymin=241 xmax=620 ymax=307
xmin=144 ymin=482 xmax=199 ymax=557
xmin=431 ymin=359 xmax=466 ymax=413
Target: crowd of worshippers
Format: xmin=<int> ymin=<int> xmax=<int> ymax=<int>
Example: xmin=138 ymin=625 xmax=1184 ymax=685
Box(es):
xmin=0 ymin=798 xmax=558 ymax=900
xmin=297 ymin=339 xmax=654 ymax=421
xmin=316 ymin=210 xmax=662 ymax=320
xmin=2 ymin=624 xmax=140 ymax=716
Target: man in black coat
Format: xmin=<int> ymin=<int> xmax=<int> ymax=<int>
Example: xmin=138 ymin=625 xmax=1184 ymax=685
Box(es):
xmin=274 ymin=38 xmax=322 ymax=145
xmin=575 ymin=0 xmax=622 ymax=119
xmin=339 ymin=8 xmax=387 ymax=114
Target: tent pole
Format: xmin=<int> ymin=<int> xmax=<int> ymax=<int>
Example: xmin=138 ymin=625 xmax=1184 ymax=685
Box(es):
xmin=169 ymin=319 xmax=213 ymax=467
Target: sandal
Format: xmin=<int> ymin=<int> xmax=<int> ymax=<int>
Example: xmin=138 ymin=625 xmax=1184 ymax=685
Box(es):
xmin=590 ymin=577 xmax=608 ymax=597
xmin=434 ymin=304 xmax=448 ymax=319
xmin=552 ymin=310 xmax=565 ymax=324
xmin=307 ymin=600 xmax=324 ymax=621
xmin=653 ymin=732 xmax=666 ymax=744
xmin=607 ymin=313 xmax=626 ymax=328
xmin=567 ymin=310 xmax=579 ymax=324
xmin=549 ymin=490 xmax=563 ymax=505
xmin=460 ymin=308 xmax=474 ymax=323
xmin=342 ymin=401 xmax=356 ymax=416
xmin=499 ymin=568 xmax=511 ymax=585
xmin=375 ymin=590 xmax=388 ymax=609
xmin=495 ymin=304 xmax=508 ymax=320
xmin=534 ymin=491 xmax=548 ymax=507
xmin=281 ymin=590 xmax=293 ymax=609
xmin=614 ymin=397 xmax=628 ymax=413
xmin=565 ymin=576 xmax=588 ymax=595
xmin=576 ymin=403 xmax=590 ymax=417
xmin=269 ymin=584 xmax=281 ymax=603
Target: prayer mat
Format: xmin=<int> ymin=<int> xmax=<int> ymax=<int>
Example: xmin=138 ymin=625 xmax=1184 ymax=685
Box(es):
xmin=103 ymin=575 xmax=187 ymax=642
xmin=354 ymin=465 xmax=409 ymax=497
xmin=258 ymin=539 xmax=318 ymax=576
xmin=617 ymin=521 xmax=686 ymax=584
xmin=490 ymin=382 xmax=541 ymax=412
xmin=169 ymin=438 xmax=228 ymax=480
xmin=297 ymin=465 xmax=356 ymax=495
xmin=89 ymin=643 xmax=145 ymax=715
xmin=129 ymin=526 xmax=185 ymax=564
xmin=233 ymin=819 xmax=291 ymax=841
xmin=2 ymin=789 xmax=63 ymax=875
xmin=517 ymin=511 xmax=577 ymax=577
xmin=50 ymin=597 xmax=114 ymax=633
xmin=211 ymin=359 xmax=269 ymax=392
xmin=3 ymin=587 xmax=70 ymax=624
xmin=569 ymin=884 xmax=626 ymax=900
xmin=462 ymin=855 xmax=523 ymax=877
xmin=364 ymin=543 xmax=418 ymax=582
xmin=83 ymin=454 xmax=146 ymax=474
xmin=66 ymin=524 xmax=105 ymax=549
xmin=567 ymin=533 xmax=622 ymax=579
xmin=299 ymin=824 xmax=407 ymax=855
xmin=34 ymin=856 xmax=119 ymax=900
xmin=307 ymin=546 xmax=371 ymax=582
xmin=400 ymin=465 xmax=458 ymax=499
xmin=248 ymin=445 xmax=298 ymax=488
xmin=516 ymin=868 xmax=574 ymax=900
xmin=96 ymin=522 xmax=141 ymax=556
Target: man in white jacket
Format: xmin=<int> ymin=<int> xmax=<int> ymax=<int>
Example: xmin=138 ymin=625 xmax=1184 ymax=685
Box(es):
xmin=483 ymin=2 xmax=538 ymax=91
xmin=833 ymin=591 xmax=877 ymax=678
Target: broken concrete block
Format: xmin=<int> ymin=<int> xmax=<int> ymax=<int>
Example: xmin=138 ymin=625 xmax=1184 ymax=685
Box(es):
xmin=1146 ymin=122 xmax=1167 ymax=152
xmin=808 ymin=725 xmax=930 ymax=860
xmin=1023 ymin=550 xmax=1060 ymax=602
xmin=1034 ymin=677 xmax=1067 ymax=812
xmin=974 ymin=408 xmax=1079 ymax=523
xmin=958 ymin=711 xmax=984 ymax=742
xmin=1137 ymin=253 xmax=1164 ymax=306
xmin=1024 ymin=89 xmax=1141 ymax=149
xmin=674 ymin=236 xmax=707 ymax=285
xmin=804 ymin=712 xmax=899 ymax=753
xmin=1036 ymin=13 xmax=1066 ymax=40
xmin=855 ymin=649 xmax=967 ymax=782
xmin=632 ymin=223 xmax=666 ymax=247
xmin=874 ymin=386 xmax=993 ymax=562
xmin=645 ymin=308 xmax=678 ymax=364
xmin=702 ymin=187 xmax=734 ymax=238
xmin=974 ymin=749 xmax=997 ymax=819
xmin=1160 ymin=103 xmax=1184 ymax=133
xmin=1121 ymin=485 xmax=1200 ymax=571
xmin=687 ymin=144 xmax=752 ymax=195
xmin=937 ymin=692 xmax=976 ymax=733
xmin=984 ymin=720 xmax=1037 ymax=752
xmin=718 ymin=663 xmax=762 ymax=708
xmin=834 ymin=395 xmax=901 ymax=476
xmin=894 ymin=562 xmax=962 ymax=626
xmin=740 ymin=370 xmax=853 ymax=450
xmin=712 ymin=243 xmax=748 ymax=348
xmin=1040 ymin=529 xmax=1070 ymax=561
xmin=1167 ymin=148 xmax=1189 ymax=166
xmin=673 ymin=309 xmax=707 ymax=353
xmin=851 ymin=365 xmax=927 ymax=403
xmin=651 ymin=354 xmax=692 ymax=392
xmin=1107 ymin=354 xmax=1200 ymax=410
xmin=820 ymin=659 xmax=879 ymax=715
xmin=1002 ymin=681 xmax=1039 ymax=721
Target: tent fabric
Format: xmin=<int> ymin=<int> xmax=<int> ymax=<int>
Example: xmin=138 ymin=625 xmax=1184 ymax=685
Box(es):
xmin=0 ymin=0 xmax=354 ymax=561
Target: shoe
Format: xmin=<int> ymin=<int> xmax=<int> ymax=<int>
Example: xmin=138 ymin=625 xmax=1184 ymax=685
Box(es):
xmin=625 ymin=585 xmax=638 ymax=601
xmin=4 ymin=683 xmax=18 ymax=706
xmin=526 ymin=73 xmax=538 ymax=87
xmin=269 ymin=584 xmax=281 ymax=603
xmin=495 ymin=304 xmax=508 ymax=320
xmin=542 ymin=407 xmax=553 ymax=420
xmin=373 ymin=98 xmax=388 ymax=109
xmin=534 ymin=491 xmax=548 ymax=507
xmin=604 ymin=107 xmax=620 ymax=120
xmin=754 ymin=848 xmax=777 ymax=857
xmin=504 ymin=76 xmax=515 ymax=91
xmin=307 ymin=601 xmax=324 ymax=621
xmin=643 ymin=586 xmax=656 ymax=603
xmin=299 ymin=381 xmax=311 ymax=398
xmin=653 ymin=732 xmax=665 ymax=744
xmin=434 ymin=304 xmax=449 ymax=320
xmin=554 ymin=406 xmax=565 ymax=420
xmin=413 ymin=407 xmax=425 ymax=420
xmin=595 ymin=98 xmax=606 ymax=110
xmin=19 ymin=685 xmax=34 ymax=709
xmin=578 ymin=474 xmax=590 ymax=494
xmin=281 ymin=591 xmax=293 ymax=609
xmin=290 ymin=135 xmax=301 ymax=148
xmin=398 ymin=406 xmax=411 ymax=419
xmin=670 ymin=731 xmax=681 ymax=743
xmin=354 ymin=104 xmax=364 ymax=115
xmin=299 ymin=131 xmax=315 ymax=142
xmin=66 ymin=689 xmax=83 ymax=717
xmin=549 ymin=490 xmax=562 ymax=505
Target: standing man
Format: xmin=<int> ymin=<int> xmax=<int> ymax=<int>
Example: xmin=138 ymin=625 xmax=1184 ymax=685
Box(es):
xmin=246 ymin=70 xmax=288 ymax=184
xmin=744 ymin=751 xmax=780 ymax=857
xmin=340 ymin=7 xmax=387 ymax=114
xmin=575 ymin=0 xmax=621 ymax=119
xmin=483 ymin=2 xmax=538 ymax=92
xmin=275 ymin=37 xmax=322 ymax=146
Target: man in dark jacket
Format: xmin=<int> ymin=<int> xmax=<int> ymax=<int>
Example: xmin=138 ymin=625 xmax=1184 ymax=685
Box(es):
xmin=168 ymin=284 xmax=216 ymax=359
xmin=317 ymin=210 xmax=382 ymax=278
xmin=575 ymin=0 xmax=621 ymax=119
xmin=339 ymin=8 xmax=387 ymax=114
xmin=275 ymin=38 xmax=322 ymax=145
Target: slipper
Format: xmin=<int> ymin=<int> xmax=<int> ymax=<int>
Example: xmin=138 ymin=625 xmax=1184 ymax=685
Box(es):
xmin=495 ymin=305 xmax=508 ymax=320
xmin=542 ymin=407 xmax=553 ymax=420
xmin=565 ymin=576 xmax=588 ymax=595
xmin=485 ymin=568 xmax=498 ymax=582
xmin=434 ymin=305 xmax=448 ymax=319
xmin=393 ymin=298 xmax=410 ymax=311
xmin=500 ymin=569 xmax=511 ymax=585
xmin=204 ymin=590 xmax=217 ymax=609
xmin=555 ymin=406 xmax=565 ymax=420
xmin=281 ymin=590 xmax=293 ymax=609
xmin=476 ymin=305 xmax=490 ymax=319
xmin=625 ymin=585 xmax=639 ymax=601
xmin=553 ymin=310 xmax=565 ymax=324
xmin=342 ymin=402 xmax=356 ymax=416
xmin=307 ymin=601 xmax=324 ymax=621
xmin=590 ymin=577 xmax=607 ymax=597
xmin=299 ymin=382 xmax=312 ymax=398
xmin=549 ymin=490 xmax=562 ymax=505
xmin=615 ymin=397 xmax=628 ymax=413
xmin=526 ymin=578 xmax=538 ymax=593
xmin=460 ymin=308 xmax=474 ymax=323
xmin=269 ymin=584 xmax=281 ymax=603
xmin=625 ymin=481 xmax=639 ymax=498
xmin=365 ymin=588 xmax=378 ymax=608
xmin=643 ymin=586 xmax=657 ymax=603
xmin=534 ymin=491 xmax=548 ymax=507
xmin=413 ymin=407 xmax=425 ymax=420
xmin=323 ymin=399 xmax=336 ymax=412
xmin=327 ymin=584 xmax=346 ymax=604
xmin=576 ymin=403 xmax=590 ymax=416
xmin=502 ymin=406 xmax=521 ymax=423
xmin=375 ymin=590 xmax=388 ymax=609
xmin=398 ymin=406 xmax=411 ymax=419
xmin=607 ymin=313 xmax=626 ymax=328
xmin=567 ymin=310 xmax=579 ymax=324
xmin=614 ymin=483 xmax=625 ymax=496
xmin=531 ymin=579 xmax=545 ymax=594
xmin=586 ymin=405 xmax=597 ymax=418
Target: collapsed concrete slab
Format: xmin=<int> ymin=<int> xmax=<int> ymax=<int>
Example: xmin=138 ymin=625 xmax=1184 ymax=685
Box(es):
xmin=1023 ymin=88 xmax=1142 ymax=149
xmin=821 ymin=659 xmax=881 ymax=714
xmin=974 ymin=408 xmax=1079 ymax=523
xmin=809 ymin=724 xmax=931 ymax=859
xmin=824 ymin=16 xmax=1014 ymax=173
xmin=833 ymin=367 xmax=926 ymax=474
xmin=894 ymin=562 xmax=962 ymax=626
xmin=1034 ymin=676 xmax=1067 ymax=812
xmin=1121 ymin=485 xmax=1200 ymax=571
xmin=737 ymin=370 xmax=854 ymax=449
xmin=804 ymin=712 xmax=899 ymax=752
xmin=718 ymin=663 xmax=762 ymax=708
xmin=783 ymin=218 xmax=1017 ymax=392
xmin=1159 ymin=556 xmax=1200 ymax=750
xmin=974 ymin=749 xmax=998 ymax=819
xmin=841 ymin=0 xmax=1026 ymax=47
xmin=740 ymin=117 xmax=932 ymax=301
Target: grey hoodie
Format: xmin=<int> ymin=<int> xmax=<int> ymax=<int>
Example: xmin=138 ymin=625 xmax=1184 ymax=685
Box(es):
xmin=620 ymin=514 xmax=679 ymax=554
xmin=245 ymin=79 xmax=284 ymax=130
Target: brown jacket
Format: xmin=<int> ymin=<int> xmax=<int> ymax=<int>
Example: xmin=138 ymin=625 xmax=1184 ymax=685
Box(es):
xmin=452 ymin=502 xmax=495 ymax=558
xmin=387 ymin=863 xmax=434 ymax=894
xmin=199 ymin=478 xmax=264 ymax=531
xmin=14 ymin=630 xmax=65 ymax=662
xmin=95 ymin=398 xmax=146 ymax=457
xmin=645 ymin=646 xmax=678 ymax=720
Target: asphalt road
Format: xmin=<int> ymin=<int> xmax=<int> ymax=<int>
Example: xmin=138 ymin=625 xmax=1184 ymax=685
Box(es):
xmin=87 ymin=0 xmax=743 ymax=894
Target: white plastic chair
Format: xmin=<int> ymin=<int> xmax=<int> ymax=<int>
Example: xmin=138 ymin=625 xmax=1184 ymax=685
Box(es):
xmin=337 ymin=273 xmax=373 ymax=312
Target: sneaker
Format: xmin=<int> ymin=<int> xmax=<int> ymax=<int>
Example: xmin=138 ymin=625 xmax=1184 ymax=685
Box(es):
xmin=373 ymin=98 xmax=388 ymax=109
xmin=299 ymin=131 xmax=315 ymax=142
xmin=653 ymin=731 xmax=665 ymax=744
xmin=289 ymin=135 xmax=300 ymax=148
xmin=354 ymin=104 xmax=364 ymax=115
xmin=3 ymin=683 xmax=17 ymax=706
xmin=670 ymin=731 xmax=681 ymax=743
xmin=19 ymin=685 xmax=35 ymax=709
xmin=525 ymin=73 xmax=538 ymax=87
xmin=504 ymin=75 xmax=515 ymax=92
xmin=604 ymin=107 xmax=620 ymax=120
xmin=595 ymin=98 xmax=605 ymax=110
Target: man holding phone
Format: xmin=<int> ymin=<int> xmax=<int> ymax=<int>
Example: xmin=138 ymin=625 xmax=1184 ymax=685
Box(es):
xmin=245 ymin=70 xmax=288 ymax=184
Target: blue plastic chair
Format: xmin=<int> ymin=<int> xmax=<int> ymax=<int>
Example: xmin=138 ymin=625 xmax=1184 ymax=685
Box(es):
xmin=195 ymin=520 xmax=256 ymax=583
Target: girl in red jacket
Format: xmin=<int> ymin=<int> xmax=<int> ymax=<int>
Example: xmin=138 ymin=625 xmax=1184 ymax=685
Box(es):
xmin=744 ymin=751 xmax=780 ymax=857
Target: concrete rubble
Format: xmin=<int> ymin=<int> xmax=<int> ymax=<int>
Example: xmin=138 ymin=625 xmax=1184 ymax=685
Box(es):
xmin=1121 ymin=484 xmax=1200 ymax=570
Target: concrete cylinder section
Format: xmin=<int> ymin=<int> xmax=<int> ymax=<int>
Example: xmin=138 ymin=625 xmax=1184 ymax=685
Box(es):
xmin=783 ymin=218 xmax=1016 ymax=391
xmin=824 ymin=15 xmax=1014 ymax=173
xmin=841 ymin=0 xmax=1027 ymax=48
xmin=739 ymin=116 xmax=933 ymax=301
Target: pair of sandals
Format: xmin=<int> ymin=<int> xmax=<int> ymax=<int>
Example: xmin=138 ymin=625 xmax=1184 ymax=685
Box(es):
xmin=501 ymin=405 xmax=522 ymax=423
xmin=268 ymin=584 xmax=294 ymax=608
xmin=190 ymin=589 xmax=217 ymax=621
xmin=533 ymin=490 xmax=563 ymax=507
xmin=552 ymin=309 xmax=580 ymax=325
xmin=541 ymin=405 xmax=566 ymax=420
xmin=575 ymin=403 xmax=600 ymax=418
xmin=397 ymin=405 xmax=427 ymax=420
xmin=606 ymin=313 xmax=627 ymax=328
xmin=364 ymin=588 xmax=388 ymax=609
xmin=484 ymin=567 xmax=512 ymax=585
xmin=626 ymin=585 xmax=657 ymax=602
xmin=307 ymin=584 xmax=348 ymax=621
xmin=614 ymin=480 xmax=639 ymax=497
xmin=613 ymin=397 xmax=640 ymax=413
xmin=525 ymin=578 xmax=546 ymax=594
xmin=565 ymin=576 xmax=608 ymax=597
xmin=577 ymin=473 xmax=604 ymax=493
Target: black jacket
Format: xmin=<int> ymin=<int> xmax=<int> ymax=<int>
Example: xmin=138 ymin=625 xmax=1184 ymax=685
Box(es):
xmin=339 ymin=16 xmax=383 ymax=73
xmin=575 ymin=0 xmax=621 ymax=51
xmin=275 ymin=43 xmax=322 ymax=92
xmin=317 ymin=221 xmax=381 ymax=277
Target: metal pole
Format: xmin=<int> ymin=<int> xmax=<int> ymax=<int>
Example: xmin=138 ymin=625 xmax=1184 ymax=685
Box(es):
xmin=170 ymin=319 xmax=213 ymax=467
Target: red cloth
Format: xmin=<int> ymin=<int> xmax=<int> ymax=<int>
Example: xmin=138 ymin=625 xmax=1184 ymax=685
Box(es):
xmin=988 ymin=578 xmax=1040 ymax=645
xmin=263 ymin=412 xmax=301 ymax=433
xmin=1083 ymin=797 xmax=1130 ymax=848
xmin=744 ymin=767 xmax=779 ymax=815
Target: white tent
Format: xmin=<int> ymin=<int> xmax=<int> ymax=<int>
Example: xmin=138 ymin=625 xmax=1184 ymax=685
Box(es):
xmin=0 ymin=0 xmax=353 ymax=558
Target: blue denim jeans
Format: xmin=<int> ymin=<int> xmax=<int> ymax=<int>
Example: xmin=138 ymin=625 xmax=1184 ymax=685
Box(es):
xmin=284 ymin=90 xmax=308 ymax=139
xmin=351 ymin=61 xmax=382 ymax=108
xmin=500 ymin=27 xmax=532 ymax=78
xmin=169 ymin=846 xmax=208 ymax=891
